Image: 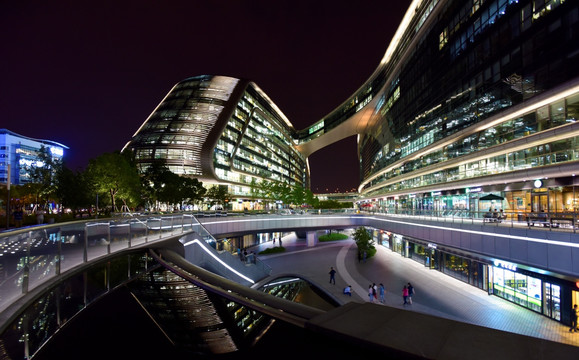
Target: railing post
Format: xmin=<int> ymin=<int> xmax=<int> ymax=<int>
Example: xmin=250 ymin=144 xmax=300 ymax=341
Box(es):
xmin=23 ymin=313 xmax=30 ymax=360
xmin=128 ymin=219 xmax=132 ymax=248
xmin=145 ymin=218 xmax=149 ymax=243
xmin=22 ymin=231 xmax=32 ymax=295
xmin=83 ymin=223 xmax=88 ymax=263
xmin=56 ymin=229 xmax=62 ymax=276
xmin=107 ymin=221 xmax=111 ymax=253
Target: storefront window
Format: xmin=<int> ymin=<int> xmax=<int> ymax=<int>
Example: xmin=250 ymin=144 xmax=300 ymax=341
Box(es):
xmin=442 ymin=254 xmax=469 ymax=283
xmin=410 ymin=243 xmax=427 ymax=264
xmin=492 ymin=267 xmax=542 ymax=313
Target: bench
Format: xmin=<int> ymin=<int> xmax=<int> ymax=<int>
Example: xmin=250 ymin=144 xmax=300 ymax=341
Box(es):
xmin=527 ymin=215 xmax=561 ymax=228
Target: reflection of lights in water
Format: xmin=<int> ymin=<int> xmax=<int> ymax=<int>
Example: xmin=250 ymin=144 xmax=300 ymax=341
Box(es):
xmin=263 ymin=278 xmax=302 ymax=288
xmin=182 ymin=238 xmax=255 ymax=284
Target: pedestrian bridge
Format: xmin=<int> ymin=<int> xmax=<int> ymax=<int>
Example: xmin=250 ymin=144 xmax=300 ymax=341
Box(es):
xmin=1 ymin=212 xmax=578 ymax=359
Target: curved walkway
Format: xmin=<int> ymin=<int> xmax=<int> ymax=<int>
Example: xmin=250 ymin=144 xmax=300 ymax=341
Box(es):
xmin=254 ymin=231 xmax=579 ymax=349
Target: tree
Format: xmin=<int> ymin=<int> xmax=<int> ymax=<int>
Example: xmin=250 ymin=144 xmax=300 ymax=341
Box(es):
xmin=85 ymin=151 xmax=142 ymax=213
xmin=180 ymin=176 xmax=206 ymax=209
xmin=352 ymin=226 xmax=376 ymax=260
xmin=55 ymin=166 xmax=94 ymax=216
xmin=305 ymin=188 xmax=319 ymax=208
xmin=290 ymin=185 xmax=306 ymax=208
xmin=26 ymin=145 xmax=63 ymax=209
xmin=270 ymin=182 xmax=291 ymax=208
xmin=205 ymin=185 xmax=231 ymax=209
xmin=140 ymin=161 xmax=206 ymax=211
xmin=257 ymin=180 xmax=272 ymax=209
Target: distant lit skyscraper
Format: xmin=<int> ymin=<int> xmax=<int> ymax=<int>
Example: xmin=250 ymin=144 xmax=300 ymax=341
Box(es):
xmin=0 ymin=129 xmax=67 ymax=186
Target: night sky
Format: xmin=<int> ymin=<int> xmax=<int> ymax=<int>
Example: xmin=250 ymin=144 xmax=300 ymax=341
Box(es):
xmin=1 ymin=0 xmax=411 ymax=193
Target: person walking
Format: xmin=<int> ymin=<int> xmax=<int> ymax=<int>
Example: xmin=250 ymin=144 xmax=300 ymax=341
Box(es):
xmin=343 ymin=285 xmax=352 ymax=296
xmin=379 ymin=283 xmax=385 ymax=303
xmin=372 ymin=283 xmax=378 ymax=301
xmin=571 ymin=304 xmax=578 ymax=332
xmin=368 ymin=285 xmax=374 ymax=302
xmin=407 ymin=282 xmax=415 ymax=304
xmin=329 ymin=267 xmax=336 ymax=285
xmin=402 ymin=285 xmax=409 ymax=305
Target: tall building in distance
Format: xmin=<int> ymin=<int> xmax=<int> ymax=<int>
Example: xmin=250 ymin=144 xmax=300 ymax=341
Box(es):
xmin=0 ymin=129 xmax=67 ymax=186
xmin=123 ymin=76 xmax=309 ymax=210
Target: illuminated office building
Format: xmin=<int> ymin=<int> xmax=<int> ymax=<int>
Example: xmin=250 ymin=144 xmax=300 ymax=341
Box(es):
xmin=123 ymin=76 xmax=309 ymax=209
xmin=293 ymin=0 xmax=579 ymax=216
xmin=123 ymin=0 xmax=579 ymax=320
xmin=0 ymin=129 xmax=67 ymax=186
xmin=294 ymin=0 xmax=579 ymax=323
xmin=125 ymin=0 xmax=579 ymax=220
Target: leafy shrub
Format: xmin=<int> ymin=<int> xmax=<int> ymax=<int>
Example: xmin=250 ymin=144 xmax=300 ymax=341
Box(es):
xmin=319 ymin=233 xmax=348 ymax=242
xmin=258 ymin=246 xmax=286 ymax=255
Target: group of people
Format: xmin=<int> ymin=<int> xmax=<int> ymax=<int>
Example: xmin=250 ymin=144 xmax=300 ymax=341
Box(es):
xmin=237 ymin=248 xmax=256 ymax=264
xmin=331 ymin=267 xmax=415 ymax=306
xmin=367 ymin=283 xmax=386 ymax=303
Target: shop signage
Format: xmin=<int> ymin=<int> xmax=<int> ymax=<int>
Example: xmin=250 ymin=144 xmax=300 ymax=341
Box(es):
xmin=493 ymin=259 xmax=517 ymax=271
xmin=466 ymin=187 xmax=482 ymax=193
xmin=534 ymin=179 xmax=543 ymax=188
xmin=427 ymin=243 xmax=437 ymax=249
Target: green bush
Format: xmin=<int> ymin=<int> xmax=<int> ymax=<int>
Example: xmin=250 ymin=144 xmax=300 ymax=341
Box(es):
xmin=258 ymin=246 xmax=286 ymax=255
xmin=319 ymin=233 xmax=349 ymax=242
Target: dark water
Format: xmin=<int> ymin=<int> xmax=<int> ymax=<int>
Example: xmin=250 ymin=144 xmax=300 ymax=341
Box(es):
xmin=34 ymin=287 xmax=388 ymax=360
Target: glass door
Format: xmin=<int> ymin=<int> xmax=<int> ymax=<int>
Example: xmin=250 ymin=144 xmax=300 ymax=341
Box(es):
xmin=543 ymin=283 xmax=561 ymax=321
xmin=532 ymin=193 xmax=548 ymax=213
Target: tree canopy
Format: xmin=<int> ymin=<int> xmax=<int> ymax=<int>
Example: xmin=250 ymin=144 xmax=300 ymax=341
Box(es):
xmin=352 ymin=226 xmax=376 ymax=260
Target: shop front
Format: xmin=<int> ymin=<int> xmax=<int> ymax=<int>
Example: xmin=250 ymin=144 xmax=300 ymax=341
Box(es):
xmin=488 ymin=260 xmax=566 ymax=322
xmin=372 ymin=226 xmax=579 ymax=326
xmin=385 ymin=233 xmax=487 ymax=291
xmin=369 ymin=177 xmax=579 ymax=222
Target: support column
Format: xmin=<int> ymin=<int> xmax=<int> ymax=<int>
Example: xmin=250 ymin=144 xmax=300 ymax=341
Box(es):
xmin=306 ymin=231 xmax=317 ymax=247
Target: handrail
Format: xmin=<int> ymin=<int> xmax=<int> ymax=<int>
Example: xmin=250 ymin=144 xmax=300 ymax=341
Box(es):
xmin=191 ymin=216 xmax=273 ymax=276
xmin=359 ymin=209 xmax=578 ymax=233
xmin=152 ymin=249 xmax=324 ymax=327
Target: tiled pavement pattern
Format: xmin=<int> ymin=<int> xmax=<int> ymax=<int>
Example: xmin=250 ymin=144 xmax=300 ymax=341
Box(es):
xmin=254 ymin=231 xmax=579 ymax=349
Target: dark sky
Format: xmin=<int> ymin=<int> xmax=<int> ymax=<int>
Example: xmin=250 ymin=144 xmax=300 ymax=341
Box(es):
xmin=1 ymin=0 xmax=410 ymax=193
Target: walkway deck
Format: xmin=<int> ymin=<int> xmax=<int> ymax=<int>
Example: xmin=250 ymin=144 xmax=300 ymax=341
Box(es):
xmin=253 ymin=232 xmax=579 ymax=354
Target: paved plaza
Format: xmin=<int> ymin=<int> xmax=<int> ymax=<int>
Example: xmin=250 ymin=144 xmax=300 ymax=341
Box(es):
xmin=255 ymin=231 xmax=579 ymax=350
